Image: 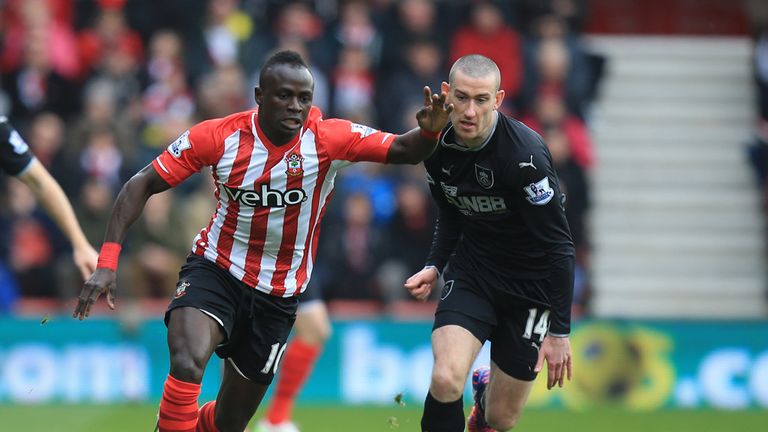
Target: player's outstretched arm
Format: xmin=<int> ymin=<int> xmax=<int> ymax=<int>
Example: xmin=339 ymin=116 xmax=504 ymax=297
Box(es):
xmin=404 ymin=266 xmax=439 ymax=301
xmin=534 ymin=334 xmax=573 ymax=390
xmin=387 ymin=86 xmax=454 ymax=164
xmin=73 ymin=164 xmax=171 ymax=320
xmin=17 ymin=159 xmax=98 ymax=281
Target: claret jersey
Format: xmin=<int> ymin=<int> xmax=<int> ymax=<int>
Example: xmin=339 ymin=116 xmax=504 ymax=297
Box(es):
xmin=152 ymin=107 xmax=396 ymax=297
xmin=424 ymin=112 xmax=575 ymax=334
xmin=0 ymin=117 xmax=34 ymax=176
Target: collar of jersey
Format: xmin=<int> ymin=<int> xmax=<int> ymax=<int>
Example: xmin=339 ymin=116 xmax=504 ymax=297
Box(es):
xmin=251 ymin=110 xmax=304 ymax=152
xmin=440 ymin=111 xmax=499 ymax=152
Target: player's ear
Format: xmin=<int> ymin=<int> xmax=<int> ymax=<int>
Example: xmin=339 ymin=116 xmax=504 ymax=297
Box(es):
xmin=441 ymin=81 xmax=450 ymax=95
xmin=254 ymin=87 xmax=262 ymax=105
xmin=494 ymin=89 xmax=505 ymax=109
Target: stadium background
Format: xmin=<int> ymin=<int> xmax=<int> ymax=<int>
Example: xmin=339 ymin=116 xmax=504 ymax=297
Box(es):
xmin=0 ymin=0 xmax=766 ymax=430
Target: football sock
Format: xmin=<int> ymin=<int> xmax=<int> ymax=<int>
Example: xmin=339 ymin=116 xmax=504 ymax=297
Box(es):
xmin=265 ymin=339 xmax=321 ymax=424
xmin=196 ymin=401 xmax=219 ymax=432
xmin=158 ymin=375 xmax=201 ymax=432
xmin=421 ymin=392 xmax=465 ymax=432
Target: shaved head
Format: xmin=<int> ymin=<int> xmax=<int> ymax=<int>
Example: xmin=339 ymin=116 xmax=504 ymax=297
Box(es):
xmin=448 ymin=54 xmax=501 ymax=91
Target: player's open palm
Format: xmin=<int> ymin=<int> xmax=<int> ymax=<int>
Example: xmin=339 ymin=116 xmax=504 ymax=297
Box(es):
xmin=73 ymin=268 xmax=117 ymax=320
xmin=404 ymin=266 xmax=439 ymax=301
xmin=535 ymin=335 xmax=573 ymax=390
xmin=416 ymin=86 xmax=453 ymax=133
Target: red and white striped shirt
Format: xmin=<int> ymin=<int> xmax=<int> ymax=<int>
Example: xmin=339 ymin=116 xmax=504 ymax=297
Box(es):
xmin=152 ymin=107 xmax=396 ymax=297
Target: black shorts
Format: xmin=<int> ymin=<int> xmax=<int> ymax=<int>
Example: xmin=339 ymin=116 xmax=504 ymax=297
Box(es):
xmin=433 ymin=267 xmax=552 ymax=381
xmin=165 ymin=254 xmax=298 ymax=384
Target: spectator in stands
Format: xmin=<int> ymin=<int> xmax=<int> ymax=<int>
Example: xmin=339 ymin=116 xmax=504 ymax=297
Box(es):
xmin=196 ymin=64 xmax=249 ymax=120
xmin=521 ymin=91 xmax=594 ymax=171
xmin=520 ymin=16 xmax=592 ymax=118
xmin=448 ymin=0 xmax=523 ymax=112
xmin=77 ymin=3 xmax=144 ymax=80
xmin=331 ymin=46 xmax=376 ymax=123
xmin=380 ymin=0 xmax=445 ymax=73
xmin=1 ymin=30 xmax=80 ymax=127
xmin=377 ymin=38 xmax=445 ymax=133
xmin=1 ymin=0 xmax=80 ymax=80
xmin=328 ymin=0 xmax=383 ymax=69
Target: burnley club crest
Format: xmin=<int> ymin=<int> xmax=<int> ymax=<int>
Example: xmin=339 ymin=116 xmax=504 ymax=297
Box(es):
xmin=285 ymin=152 xmax=304 ymax=176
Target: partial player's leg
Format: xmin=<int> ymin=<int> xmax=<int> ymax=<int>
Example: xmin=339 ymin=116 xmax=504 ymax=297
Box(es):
xmin=422 ymin=272 xmax=495 ymax=432
xmin=481 ymin=361 xmax=536 ymax=431
xmin=473 ymin=302 xmax=550 ymax=431
xmin=199 ymin=359 xmax=271 ymax=432
xmin=422 ymin=322 xmax=484 ymax=432
xmin=157 ymin=255 xmax=239 ymax=432
xmin=258 ymin=300 xmax=330 ymax=431
xmin=158 ymin=307 xmax=225 ymax=432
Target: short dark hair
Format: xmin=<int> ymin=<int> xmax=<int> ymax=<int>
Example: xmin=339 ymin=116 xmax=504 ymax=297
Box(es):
xmin=449 ymin=54 xmax=501 ymax=91
xmin=259 ymin=50 xmax=310 ymax=88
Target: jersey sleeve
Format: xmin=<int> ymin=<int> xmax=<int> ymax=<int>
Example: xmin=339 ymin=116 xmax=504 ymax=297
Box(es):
xmin=152 ymin=119 xmax=224 ymax=186
xmin=0 ymin=118 xmax=34 ymax=176
xmin=318 ymin=119 xmax=396 ymax=164
xmin=424 ymin=167 xmax=463 ymax=273
xmin=515 ymin=132 xmax=575 ymax=335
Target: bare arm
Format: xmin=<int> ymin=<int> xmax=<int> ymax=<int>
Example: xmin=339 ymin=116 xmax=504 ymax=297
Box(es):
xmin=17 ymin=159 xmax=97 ymax=280
xmin=100 ymin=164 xmax=172 ymax=244
xmin=387 ymin=87 xmax=453 ymax=164
xmin=73 ymin=164 xmax=171 ymax=320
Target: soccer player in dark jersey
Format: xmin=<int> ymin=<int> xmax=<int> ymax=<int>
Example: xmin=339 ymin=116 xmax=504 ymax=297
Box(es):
xmin=405 ymin=55 xmax=575 ymax=432
xmin=73 ymin=50 xmax=452 ymax=432
xmin=0 ymin=117 xmax=98 ymax=281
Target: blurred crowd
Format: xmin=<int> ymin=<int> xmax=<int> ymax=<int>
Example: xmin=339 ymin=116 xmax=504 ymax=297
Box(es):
xmin=0 ymin=0 xmax=602 ymax=316
xmin=747 ymin=0 xmax=768 ymax=282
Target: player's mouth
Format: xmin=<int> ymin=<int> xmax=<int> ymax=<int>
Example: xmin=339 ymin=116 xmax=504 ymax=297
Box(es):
xmin=280 ymin=118 xmax=303 ymax=130
xmin=458 ymin=120 xmax=475 ymax=131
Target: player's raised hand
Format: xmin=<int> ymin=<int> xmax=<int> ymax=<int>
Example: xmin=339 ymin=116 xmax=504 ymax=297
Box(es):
xmin=416 ymin=86 xmax=454 ymax=134
xmin=404 ymin=266 xmax=439 ymax=301
xmin=535 ymin=335 xmax=573 ymax=390
xmin=73 ymin=268 xmax=117 ymax=320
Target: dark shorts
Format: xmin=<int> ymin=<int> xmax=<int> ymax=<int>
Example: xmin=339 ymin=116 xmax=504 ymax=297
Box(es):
xmin=433 ymin=267 xmax=551 ymax=381
xmin=165 ymin=254 xmax=298 ymax=384
xmin=296 ymin=275 xmax=323 ymax=307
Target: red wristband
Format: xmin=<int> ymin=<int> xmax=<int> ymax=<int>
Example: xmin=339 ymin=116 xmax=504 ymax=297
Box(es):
xmin=97 ymin=242 xmax=122 ymax=271
xmin=420 ymin=128 xmax=441 ymax=140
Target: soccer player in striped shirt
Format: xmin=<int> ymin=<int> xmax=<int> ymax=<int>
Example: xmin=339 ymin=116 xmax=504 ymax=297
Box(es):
xmin=72 ymin=50 xmax=453 ymax=432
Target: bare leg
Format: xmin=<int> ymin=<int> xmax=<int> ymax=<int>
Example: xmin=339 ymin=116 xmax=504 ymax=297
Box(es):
xmin=482 ymin=360 xmax=536 ymax=431
xmin=167 ymin=307 xmax=225 ymax=383
xmin=213 ymin=359 xmax=270 ymax=432
xmin=429 ymin=325 xmax=482 ymax=401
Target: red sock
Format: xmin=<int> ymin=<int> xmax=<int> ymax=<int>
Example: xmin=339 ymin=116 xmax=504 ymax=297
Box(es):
xmin=265 ymin=339 xmax=321 ymax=424
xmin=196 ymin=401 xmax=219 ymax=432
xmin=158 ymin=375 xmax=201 ymax=432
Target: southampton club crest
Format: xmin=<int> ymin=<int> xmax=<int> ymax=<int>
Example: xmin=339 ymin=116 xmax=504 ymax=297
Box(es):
xmin=475 ymin=164 xmax=494 ymax=189
xmin=174 ymin=280 xmax=190 ymax=299
xmin=285 ymin=152 xmax=304 ymax=176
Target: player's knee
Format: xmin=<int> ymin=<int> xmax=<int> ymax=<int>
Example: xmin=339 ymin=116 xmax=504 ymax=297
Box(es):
xmin=486 ymin=409 xmax=521 ymax=431
xmin=430 ymin=366 xmax=465 ymax=400
xmin=169 ymin=352 xmax=206 ymax=383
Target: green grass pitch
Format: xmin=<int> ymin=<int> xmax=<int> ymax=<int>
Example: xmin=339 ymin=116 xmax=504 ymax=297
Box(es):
xmin=0 ymin=404 xmax=765 ymax=432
